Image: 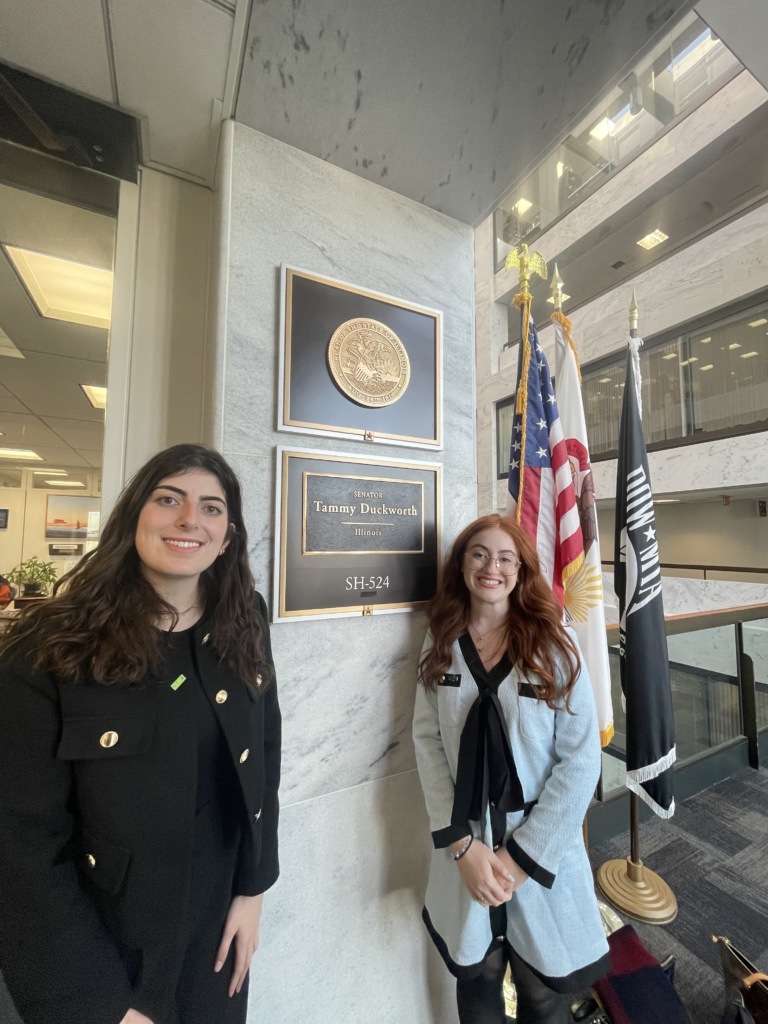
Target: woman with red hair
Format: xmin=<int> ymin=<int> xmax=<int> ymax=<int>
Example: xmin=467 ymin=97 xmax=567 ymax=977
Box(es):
xmin=413 ymin=514 xmax=609 ymax=1023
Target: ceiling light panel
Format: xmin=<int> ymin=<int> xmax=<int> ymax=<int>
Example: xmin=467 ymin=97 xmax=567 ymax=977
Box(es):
xmin=0 ymin=447 xmax=42 ymax=460
xmin=0 ymin=326 xmax=24 ymax=359
xmin=4 ymin=246 xmax=113 ymax=330
xmin=747 ymin=319 xmax=767 ymax=327
xmin=637 ymin=230 xmax=669 ymax=250
xmin=80 ymin=384 xmax=107 ymax=410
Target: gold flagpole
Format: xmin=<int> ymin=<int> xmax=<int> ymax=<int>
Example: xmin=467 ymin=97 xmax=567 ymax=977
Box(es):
xmin=596 ymin=290 xmax=678 ymax=925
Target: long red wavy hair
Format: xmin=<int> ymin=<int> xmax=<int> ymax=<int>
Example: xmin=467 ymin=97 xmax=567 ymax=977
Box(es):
xmin=418 ymin=514 xmax=580 ymax=707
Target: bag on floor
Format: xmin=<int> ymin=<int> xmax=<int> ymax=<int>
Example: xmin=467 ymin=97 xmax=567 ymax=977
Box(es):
xmin=714 ymin=935 xmax=768 ymax=1024
xmin=591 ymin=924 xmax=691 ymax=1024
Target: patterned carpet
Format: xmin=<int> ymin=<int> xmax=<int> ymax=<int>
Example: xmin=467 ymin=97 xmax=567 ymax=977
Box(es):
xmin=588 ymin=767 xmax=768 ymax=1024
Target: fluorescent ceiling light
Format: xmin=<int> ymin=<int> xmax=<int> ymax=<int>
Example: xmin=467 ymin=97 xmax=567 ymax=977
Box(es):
xmin=4 ymin=246 xmax=113 ymax=330
xmin=34 ymin=469 xmax=67 ymax=475
xmin=514 ymin=198 xmax=533 ymax=215
xmin=0 ymin=326 xmax=24 ymax=359
xmin=599 ymin=377 xmax=612 ymax=383
xmin=748 ymin=318 xmax=767 ymax=327
xmin=729 ymin=342 xmax=742 ymax=350
xmin=662 ymin=352 xmax=677 ymax=360
xmin=80 ymin=384 xmax=107 ymax=410
xmin=654 ymin=499 xmax=680 ymax=504
xmin=698 ymin=336 xmax=712 ymax=343
xmin=700 ymin=364 xmax=714 ymax=371
xmin=680 ymin=357 xmax=699 ymax=365
xmin=637 ymin=229 xmax=669 ymax=250
xmin=741 ymin=351 xmax=759 ymax=359
xmin=0 ymin=447 xmax=42 ymax=460
xmin=556 ymin=161 xmax=565 ymax=179
xmin=45 ymin=479 xmax=86 ymax=487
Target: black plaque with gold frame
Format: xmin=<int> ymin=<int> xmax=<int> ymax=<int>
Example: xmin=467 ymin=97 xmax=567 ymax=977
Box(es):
xmin=279 ymin=266 xmax=442 ymax=449
xmin=274 ymin=447 xmax=441 ymax=621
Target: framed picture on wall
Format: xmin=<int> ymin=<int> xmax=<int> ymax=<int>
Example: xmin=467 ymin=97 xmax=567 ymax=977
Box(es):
xmin=278 ymin=266 xmax=443 ymax=449
xmin=45 ymin=495 xmax=101 ymax=540
xmin=496 ymin=393 xmax=516 ymax=479
xmin=274 ymin=446 xmax=441 ymax=621
xmin=0 ymin=509 xmax=8 ymax=530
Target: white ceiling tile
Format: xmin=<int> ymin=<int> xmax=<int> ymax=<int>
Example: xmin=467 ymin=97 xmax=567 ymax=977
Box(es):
xmin=0 ymin=0 xmax=114 ymax=103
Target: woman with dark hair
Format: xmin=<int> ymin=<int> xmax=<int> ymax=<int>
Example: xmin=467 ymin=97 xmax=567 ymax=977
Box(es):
xmin=413 ymin=514 xmax=609 ymax=1024
xmin=0 ymin=444 xmax=281 ymax=1024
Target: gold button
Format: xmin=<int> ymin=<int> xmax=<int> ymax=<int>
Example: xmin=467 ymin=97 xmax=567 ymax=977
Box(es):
xmin=86 ymin=853 xmax=96 ymax=868
xmin=254 ymin=808 xmax=262 ymax=821
xmin=239 ymin=748 xmax=249 ymax=763
xmin=99 ymin=731 xmax=119 ymax=749
xmin=256 ymin=673 xmax=263 ymax=687
xmin=202 ymin=633 xmax=211 ymax=644
xmin=215 ymin=690 xmax=228 ymax=704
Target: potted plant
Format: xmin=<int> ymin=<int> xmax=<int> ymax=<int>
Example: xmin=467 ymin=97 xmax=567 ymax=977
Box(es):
xmin=5 ymin=556 xmax=58 ymax=596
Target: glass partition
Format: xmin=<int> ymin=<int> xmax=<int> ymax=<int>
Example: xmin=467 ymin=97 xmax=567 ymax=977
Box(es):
xmin=582 ymin=296 xmax=768 ymax=457
xmin=602 ymin=624 xmax=742 ymax=793
xmin=742 ymin=617 xmax=768 ymax=730
xmin=494 ymin=13 xmax=741 ymax=266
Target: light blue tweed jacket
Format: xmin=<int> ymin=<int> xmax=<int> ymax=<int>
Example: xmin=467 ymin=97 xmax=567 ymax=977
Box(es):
xmin=412 ymin=631 xmax=609 ymax=980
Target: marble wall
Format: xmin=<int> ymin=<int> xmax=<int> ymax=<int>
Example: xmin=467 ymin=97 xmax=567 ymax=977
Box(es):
xmin=212 ymin=121 xmax=474 ymax=1024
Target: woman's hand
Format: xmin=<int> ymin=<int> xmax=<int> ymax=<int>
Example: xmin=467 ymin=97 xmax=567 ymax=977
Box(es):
xmin=453 ymin=839 xmax=513 ymax=906
xmin=119 ymin=1011 xmax=155 ymax=1024
xmin=495 ymin=846 xmax=529 ymax=894
xmin=214 ymin=893 xmax=264 ymax=997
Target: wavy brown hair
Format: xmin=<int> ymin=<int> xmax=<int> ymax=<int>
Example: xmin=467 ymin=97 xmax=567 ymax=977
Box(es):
xmin=419 ymin=514 xmax=579 ymax=708
xmin=0 ymin=444 xmax=271 ymax=690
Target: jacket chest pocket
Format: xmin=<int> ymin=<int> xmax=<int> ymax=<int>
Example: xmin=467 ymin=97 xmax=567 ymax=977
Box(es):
xmin=56 ymin=714 xmax=156 ymax=760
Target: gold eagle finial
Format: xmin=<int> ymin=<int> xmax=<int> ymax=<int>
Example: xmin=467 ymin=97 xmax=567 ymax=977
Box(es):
xmin=505 ymin=243 xmax=548 ymax=300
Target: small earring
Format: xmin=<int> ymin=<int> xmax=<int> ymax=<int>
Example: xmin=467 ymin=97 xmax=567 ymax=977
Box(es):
xmin=219 ymin=549 xmax=226 ymax=556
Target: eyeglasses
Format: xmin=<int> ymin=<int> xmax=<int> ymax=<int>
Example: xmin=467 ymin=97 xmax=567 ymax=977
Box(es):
xmin=464 ymin=547 xmax=521 ymax=575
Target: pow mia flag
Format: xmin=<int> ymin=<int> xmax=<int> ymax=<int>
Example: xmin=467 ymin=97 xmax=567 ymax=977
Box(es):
xmin=614 ymin=337 xmax=676 ymax=818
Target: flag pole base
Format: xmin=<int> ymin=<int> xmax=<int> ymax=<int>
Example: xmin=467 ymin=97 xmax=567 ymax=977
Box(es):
xmin=596 ymin=857 xmax=678 ymax=925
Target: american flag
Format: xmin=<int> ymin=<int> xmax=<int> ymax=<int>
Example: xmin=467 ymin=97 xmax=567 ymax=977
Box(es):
xmin=507 ymin=312 xmax=584 ymax=606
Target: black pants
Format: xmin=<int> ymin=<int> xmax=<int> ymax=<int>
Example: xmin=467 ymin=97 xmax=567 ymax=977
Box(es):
xmin=134 ymin=800 xmax=248 ymax=1024
xmin=456 ymin=907 xmax=570 ymax=1024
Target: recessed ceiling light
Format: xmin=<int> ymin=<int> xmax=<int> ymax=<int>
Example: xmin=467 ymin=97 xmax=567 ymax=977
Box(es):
xmin=662 ymin=352 xmax=677 ymax=360
xmin=34 ymin=469 xmax=67 ymax=475
xmin=79 ymin=384 xmax=107 ymax=410
xmin=637 ymin=230 xmax=669 ymax=250
xmin=741 ymin=351 xmax=759 ymax=359
xmin=698 ymin=336 xmax=712 ymax=343
xmin=747 ymin=318 xmax=767 ymax=327
xmin=680 ymin=357 xmax=700 ymax=366
xmin=599 ymin=377 xmax=612 ymax=383
xmin=45 ymin=479 xmax=86 ymax=487
xmin=700 ymin=364 xmax=714 ymax=371
xmin=0 ymin=326 xmax=24 ymax=359
xmin=0 ymin=447 xmax=42 ymax=460
xmin=514 ymin=199 xmax=533 ymax=215
xmin=654 ymin=499 xmax=680 ymax=504
xmin=729 ymin=342 xmax=742 ymax=350
xmin=3 ymin=246 xmax=113 ymax=330
xmin=556 ymin=161 xmax=565 ymax=179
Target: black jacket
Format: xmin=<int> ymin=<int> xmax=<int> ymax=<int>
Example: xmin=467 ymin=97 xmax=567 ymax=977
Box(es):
xmin=0 ymin=593 xmax=281 ymax=1024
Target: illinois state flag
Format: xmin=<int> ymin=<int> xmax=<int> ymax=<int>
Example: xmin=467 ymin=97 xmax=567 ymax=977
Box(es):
xmin=614 ymin=337 xmax=676 ymax=817
xmin=507 ymin=310 xmax=583 ymax=608
xmin=553 ymin=315 xmax=614 ymax=746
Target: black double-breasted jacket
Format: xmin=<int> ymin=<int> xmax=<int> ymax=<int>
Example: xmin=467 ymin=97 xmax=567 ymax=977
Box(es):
xmin=0 ymin=592 xmax=281 ymax=1024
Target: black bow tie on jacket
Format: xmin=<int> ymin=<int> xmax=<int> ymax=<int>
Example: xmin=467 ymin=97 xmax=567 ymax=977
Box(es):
xmin=452 ymin=686 xmax=525 ymax=848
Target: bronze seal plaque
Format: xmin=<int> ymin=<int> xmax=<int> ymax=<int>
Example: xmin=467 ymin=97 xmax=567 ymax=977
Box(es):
xmin=327 ymin=318 xmax=411 ymax=408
